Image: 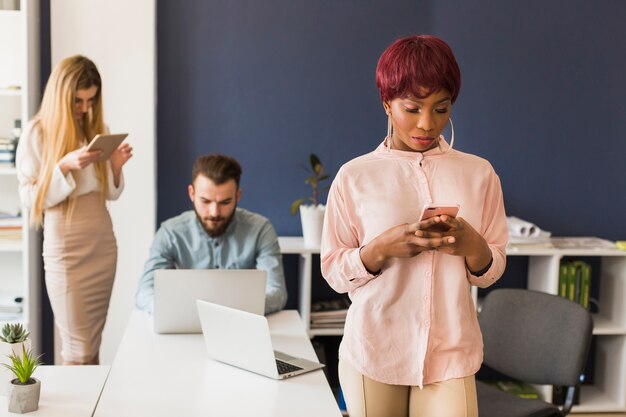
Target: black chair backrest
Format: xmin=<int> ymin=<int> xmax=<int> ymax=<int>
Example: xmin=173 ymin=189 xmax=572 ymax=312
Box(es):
xmin=479 ymin=289 xmax=593 ymax=387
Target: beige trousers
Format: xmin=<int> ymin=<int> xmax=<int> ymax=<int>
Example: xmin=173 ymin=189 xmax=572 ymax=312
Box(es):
xmin=43 ymin=192 xmax=117 ymax=364
xmin=339 ymin=360 xmax=478 ymax=417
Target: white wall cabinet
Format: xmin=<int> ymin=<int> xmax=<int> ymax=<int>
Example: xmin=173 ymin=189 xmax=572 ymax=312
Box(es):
xmin=0 ymin=0 xmax=41 ymax=352
xmin=279 ymin=236 xmax=626 ymax=413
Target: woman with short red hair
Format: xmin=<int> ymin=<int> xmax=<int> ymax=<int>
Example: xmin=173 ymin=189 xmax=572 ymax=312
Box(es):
xmin=321 ymin=35 xmax=508 ymax=417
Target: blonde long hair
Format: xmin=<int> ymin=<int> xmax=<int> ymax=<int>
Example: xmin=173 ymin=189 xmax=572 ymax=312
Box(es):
xmin=30 ymin=55 xmax=108 ymax=227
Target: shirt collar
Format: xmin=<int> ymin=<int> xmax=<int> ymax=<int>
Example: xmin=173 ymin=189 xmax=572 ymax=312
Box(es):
xmin=374 ymin=136 xmax=452 ymax=160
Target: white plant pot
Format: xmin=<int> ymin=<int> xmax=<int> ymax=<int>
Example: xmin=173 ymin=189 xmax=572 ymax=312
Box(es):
xmin=299 ymin=204 xmax=326 ymax=248
xmin=0 ymin=339 xmax=31 ymax=396
xmin=7 ymin=378 xmax=40 ymax=414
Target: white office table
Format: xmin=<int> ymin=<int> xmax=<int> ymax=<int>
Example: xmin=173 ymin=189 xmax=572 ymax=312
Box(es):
xmin=93 ymin=310 xmax=342 ymax=417
xmin=0 ymin=365 xmax=110 ymax=417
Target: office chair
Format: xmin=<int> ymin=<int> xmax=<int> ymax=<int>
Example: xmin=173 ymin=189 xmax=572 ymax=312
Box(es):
xmin=476 ymin=289 xmax=593 ymax=417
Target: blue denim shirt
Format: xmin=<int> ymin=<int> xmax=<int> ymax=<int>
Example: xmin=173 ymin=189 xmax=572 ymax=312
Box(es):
xmin=135 ymin=208 xmax=287 ymax=315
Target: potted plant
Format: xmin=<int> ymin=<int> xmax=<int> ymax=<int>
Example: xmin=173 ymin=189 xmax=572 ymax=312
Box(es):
xmin=0 ymin=323 xmax=31 ymax=396
xmin=291 ymin=153 xmax=331 ymax=247
xmin=2 ymin=345 xmax=43 ymax=413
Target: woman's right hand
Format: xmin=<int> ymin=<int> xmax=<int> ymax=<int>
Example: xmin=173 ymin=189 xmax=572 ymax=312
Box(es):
xmin=360 ymin=222 xmax=454 ymax=274
xmin=58 ymin=147 xmax=103 ymax=176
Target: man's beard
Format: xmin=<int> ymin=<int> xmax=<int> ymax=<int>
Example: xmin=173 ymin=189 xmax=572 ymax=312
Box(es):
xmin=195 ymin=206 xmax=236 ymax=238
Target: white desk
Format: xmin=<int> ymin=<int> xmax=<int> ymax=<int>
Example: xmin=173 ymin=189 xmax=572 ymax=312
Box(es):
xmin=0 ymin=365 xmax=110 ymax=417
xmin=94 ymin=310 xmax=341 ymax=417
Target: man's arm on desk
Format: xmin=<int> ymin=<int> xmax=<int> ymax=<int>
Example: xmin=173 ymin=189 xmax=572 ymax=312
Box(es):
xmin=257 ymin=221 xmax=288 ymax=314
xmin=135 ymin=227 xmax=178 ymax=314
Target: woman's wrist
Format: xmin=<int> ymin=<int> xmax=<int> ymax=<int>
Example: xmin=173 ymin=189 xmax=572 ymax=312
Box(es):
xmin=359 ymin=242 xmax=385 ymax=275
xmin=58 ymin=161 xmax=69 ymax=176
xmin=465 ymin=241 xmax=492 ymax=275
xmin=111 ymin=166 xmax=122 ymax=188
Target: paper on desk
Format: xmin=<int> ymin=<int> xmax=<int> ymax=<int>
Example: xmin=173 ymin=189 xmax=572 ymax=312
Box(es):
xmin=507 ymin=216 xmax=542 ymax=238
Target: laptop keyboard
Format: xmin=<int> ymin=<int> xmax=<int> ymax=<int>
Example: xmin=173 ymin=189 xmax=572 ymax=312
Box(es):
xmin=276 ymin=359 xmax=303 ymax=375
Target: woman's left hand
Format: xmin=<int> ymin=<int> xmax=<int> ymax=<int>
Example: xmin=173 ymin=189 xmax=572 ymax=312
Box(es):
xmin=110 ymin=143 xmax=133 ymax=172
xmin=416 ymin=215 xmax=492 ymax=273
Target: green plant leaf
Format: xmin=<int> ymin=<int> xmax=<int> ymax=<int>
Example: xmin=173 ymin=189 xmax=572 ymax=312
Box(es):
xmin=1 ymin=323 xmax=29 ymax=344
xmin=1 ymin=345 xmax=43 ymax=384
xmin=290 ymin=199 xmax=305 ymax=216
xmin=293 ymin=153 xmax=332 ymax=211
xmin=309 ymin=154 xmax=322 ymax=174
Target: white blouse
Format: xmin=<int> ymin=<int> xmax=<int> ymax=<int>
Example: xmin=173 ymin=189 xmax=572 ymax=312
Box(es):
xmin=16 ymin=121 xmax=124 ymax=210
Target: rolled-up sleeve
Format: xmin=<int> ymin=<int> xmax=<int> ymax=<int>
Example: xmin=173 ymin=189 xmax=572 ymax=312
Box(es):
xmin=466 ymin=168 xmax=508 ymax=287
xmin=321 ymin=170 xmax=379 ymax=294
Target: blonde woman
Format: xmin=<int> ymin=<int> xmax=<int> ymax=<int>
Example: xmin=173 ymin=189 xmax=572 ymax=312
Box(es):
xmin=16 ymin=55 xmax=132 ymax=365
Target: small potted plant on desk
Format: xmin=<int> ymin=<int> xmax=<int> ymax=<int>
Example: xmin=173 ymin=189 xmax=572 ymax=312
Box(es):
xmin=290 ymin=153 xmax=331 ymax=248
xmin=2 ymin=345 xmax=43 ymax=413
xmin=0 ymin=323 xmax=31 ymax=396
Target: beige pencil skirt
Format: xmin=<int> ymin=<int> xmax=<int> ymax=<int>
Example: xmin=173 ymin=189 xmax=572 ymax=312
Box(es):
xmin=43 ymin=192 xmax=117 ymax=364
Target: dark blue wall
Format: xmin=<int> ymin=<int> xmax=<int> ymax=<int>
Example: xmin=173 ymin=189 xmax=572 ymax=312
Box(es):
xmin=157 ymin=0 xmax=626 ymax=241
xmin=156 ymin=0 xmax=432 ymax=233
xmin=428 ymin=1 xmax=626 ymax=240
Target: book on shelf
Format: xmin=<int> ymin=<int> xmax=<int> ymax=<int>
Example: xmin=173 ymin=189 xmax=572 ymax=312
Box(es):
xmin=0 ymin=213 xmax=22 ymax=239
xmin=559 ymin=260 xmax=591 ymax=310
xmin=579 ymin=262 xmax=590 ymax=310
xmin=0 ymin=209 xmax=21 ymax=218
xmin=310 ymin=321 xmax=346 ymax=329
xmin=0 ymin=137 xmax=17 ymax=166
xmin=0 ymin=229 xmax=22 ymax=242
xmin=558 ymin=263 xmax=568 ymax=298
xmin=311 ymin=297 xmax=351 ymax=313
xmin=0 ymin=228 xmax=22 ymax=240
xmin=0 ymin=216 xmax=22 ymax=228
xmin=312 ymin=316 xmax=347 ymax=324
xmin=0 ymin=138 xmax=17 ymax=149
xmin=310 ymin=297 xmax=350 ymax=329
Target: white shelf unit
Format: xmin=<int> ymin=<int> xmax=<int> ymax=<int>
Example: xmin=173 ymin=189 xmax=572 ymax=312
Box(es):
xmin=279 ymin=236 xmax=626 ymax=412
xmin=519 ymin=246 xmax=626 ymax=413
xmin=0 ymin=0 xmax=41 ymax=352
xmin=278 ymin=236 xmax=321 ymax=336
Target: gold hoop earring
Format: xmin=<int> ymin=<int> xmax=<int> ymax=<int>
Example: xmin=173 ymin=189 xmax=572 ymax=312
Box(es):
xmin=387 ymin=113 xmax=393 ymax=151
xmin=439 ymin=117 xmax=455 ymax=153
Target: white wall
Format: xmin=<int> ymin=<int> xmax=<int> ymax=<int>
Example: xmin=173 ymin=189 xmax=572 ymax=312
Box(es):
xmin=50 ymin=0 xmax=156 ymax=364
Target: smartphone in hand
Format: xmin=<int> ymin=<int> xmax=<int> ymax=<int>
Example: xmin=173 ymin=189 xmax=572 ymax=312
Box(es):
xmin=419 ymin=204 xmax=460 ymax=231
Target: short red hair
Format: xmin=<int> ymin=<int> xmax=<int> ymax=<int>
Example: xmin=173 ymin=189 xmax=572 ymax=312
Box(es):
xmin=376 ymin=35 xmax=461 ymax=104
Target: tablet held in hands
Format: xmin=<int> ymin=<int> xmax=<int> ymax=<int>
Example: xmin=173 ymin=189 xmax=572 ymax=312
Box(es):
xmin=85 ymin=133 xmax=128 ymax=161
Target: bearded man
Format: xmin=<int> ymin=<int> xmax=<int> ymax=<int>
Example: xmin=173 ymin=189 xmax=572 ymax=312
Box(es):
xmin=135 ymin=154 xmax=287 ymax=315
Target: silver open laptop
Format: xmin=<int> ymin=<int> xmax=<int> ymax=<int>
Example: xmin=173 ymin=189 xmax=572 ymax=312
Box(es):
xmin=153 ymin=269 xmax=266 ymax=334
xmin=196 ymin=299 xmax=325 ymax=379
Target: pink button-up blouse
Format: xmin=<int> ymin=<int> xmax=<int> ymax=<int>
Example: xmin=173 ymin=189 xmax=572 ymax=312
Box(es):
xmin=320 ymin=139 xmax=508 ymax=387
